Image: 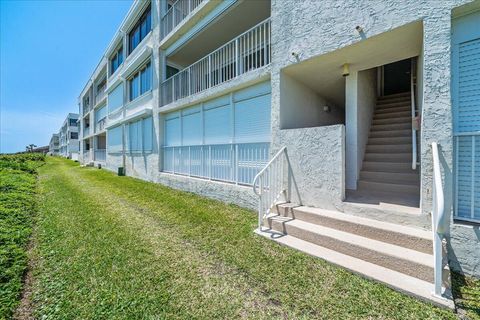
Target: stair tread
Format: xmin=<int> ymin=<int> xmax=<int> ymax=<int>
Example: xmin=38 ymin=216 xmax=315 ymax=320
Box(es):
xmin=255 ymin=230 xmax=454 ymax=309
xmin=359 ymin=179 xmax=420 ymax=189
xmin=269 ymin=217 xmax=433 ymax=267
xmin=281 ymin=205 xmax=431 ymax=240
xmin=359 ymin=177 xmax=419 ymax=186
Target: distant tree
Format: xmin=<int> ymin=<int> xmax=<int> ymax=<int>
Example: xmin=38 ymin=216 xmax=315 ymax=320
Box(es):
xmin=26 ymin=144 xmax=37 ymax=152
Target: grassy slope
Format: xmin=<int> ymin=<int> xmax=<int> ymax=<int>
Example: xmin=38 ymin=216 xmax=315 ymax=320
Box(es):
xmin=0 ymin=154 xmax=43 ymax=319
xmin=32 ymin=157 xmax=459 ymax=319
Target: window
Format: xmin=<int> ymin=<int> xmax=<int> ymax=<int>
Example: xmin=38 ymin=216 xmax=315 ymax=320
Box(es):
xmin=128 ymin=5 xmax=151 ymax=54
xmin=96 ymin=78 xmax=106 ymax=95
xmin=107 ymin=126 xmax=123 ymax=153
xmin=108 ymin=83 xmax=124 ymax=113
xmin=69 ymin=118 xmax=77 ymax=126
xmin=127 ymin=117 xmax=153 ymax=152
xmin=95 ymin=105 xmax=107 ymax=122
xmin=70 ymin=132 xmax=78 ymax=139
xmin=129 ymin=61 xmax=152 ymax=101
xmin=110 ymin=46 xmax=123 ymax=75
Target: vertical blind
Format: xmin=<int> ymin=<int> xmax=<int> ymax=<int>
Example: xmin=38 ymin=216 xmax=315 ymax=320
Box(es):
xmin=95 ymin=104 xmax=107 ymax=122
xmin=107 ymin=125 xmax=123 ymax=153
xmin=108 ymin=84 xmax=124 ymax=114
xmin=164 ymin=82 xmax=271 ymax=146
xmin=127 ymin=116 xmax=153 ymax=152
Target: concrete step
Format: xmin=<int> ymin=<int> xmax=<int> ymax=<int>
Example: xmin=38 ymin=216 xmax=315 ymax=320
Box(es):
xmin=366 ymin=144 xmax=412 ymax=153
xmin=364 ymin=152 xmax=412 ymax=162
xmin=357 ymin=180 xmax=420 ymax=195
xmin=255 ymin=230 xmax=454 ymax=309
xmin=376 ymin=100 xmax=411 ymax=109
xmin=273 ymin=204 xmax=431 ymax=253
xmin=368 ymin=136 xmax=411 ymax=145
xmin=373 ymin=116 xmax=411 ymax=125
xmin=374 ymin=110 xmax=411 ymax=120
xmin=267 ymin=217 xmax=438 ymax=283
xmin=377 ymin=92 xmax=411 ymax=100
xmin=371 ymin=123 xmax=412 ymax=131
xmin=375 ymin=106 xmax=411 ymax=114
xmin=369 ymin=129 xmax=411 ymax=138
xmin=360 ymin=171 xmax=419 ymax=185
xmin=362 ymin=160 xmax=418 ymax=174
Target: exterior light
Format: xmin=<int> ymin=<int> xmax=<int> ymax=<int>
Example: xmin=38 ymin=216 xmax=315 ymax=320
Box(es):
xmin=342 ymin=63 xmax=350 ymax=77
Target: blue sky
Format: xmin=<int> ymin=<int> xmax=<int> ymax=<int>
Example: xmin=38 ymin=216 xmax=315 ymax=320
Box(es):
xmin=0 ymin=0 xmax=132 ymax=153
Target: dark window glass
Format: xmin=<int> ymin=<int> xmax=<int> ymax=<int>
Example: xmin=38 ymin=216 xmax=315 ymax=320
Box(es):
xmin=128 ymin=5 xmax=151 ymax=54
xmin=110 ymin=46 xmax=123 ymax=75
xmin=129 ymin=61 xmax=151 ymax=101
xmin=70 ymin=132 xmax=78 ymax=139
xmin=69 ymin=119 xmax=77 ymax=126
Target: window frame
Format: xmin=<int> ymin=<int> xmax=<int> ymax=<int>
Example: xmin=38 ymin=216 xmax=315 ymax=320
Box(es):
xmin=110 ymin=45 xmax=124 ymax=75
xmin=128 ymin=4 xmax=152 ymax=55
xmin=127 ymin=60 xmax=152 ymax=102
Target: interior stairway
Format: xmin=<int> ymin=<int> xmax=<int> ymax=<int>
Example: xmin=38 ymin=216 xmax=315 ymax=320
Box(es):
xmin=257 ymin=203 xmax=453 ymax=309
xmin=349 ymin=91 xmax=420 ymax=208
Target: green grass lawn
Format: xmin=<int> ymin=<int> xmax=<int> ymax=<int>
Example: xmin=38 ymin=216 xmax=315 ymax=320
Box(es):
xmin=0 ymin=153 xmax=44 ymax=319
xmin=26 ymin=156 xmax=465 ymax=319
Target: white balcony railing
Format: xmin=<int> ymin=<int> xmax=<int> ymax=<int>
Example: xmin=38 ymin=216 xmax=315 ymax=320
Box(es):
xmin=95 ymin=149 xmax=106 ymax=162
xmin=163 ymin=142 xmax=270 ymax=185
xmin=161 ymin=0 xmax=205 ymax=39
xmin=83 ymin=150 xmax=92 ymax=161
xmin=84 ymin=126 xmax=90 ymax=137
xmin=95 ymin=90 xmax=106 ymax=105
xmin=161 ymin=18 xmax=271 ymax=106
xmin=95 ymin=118 xmax=107 ymax=133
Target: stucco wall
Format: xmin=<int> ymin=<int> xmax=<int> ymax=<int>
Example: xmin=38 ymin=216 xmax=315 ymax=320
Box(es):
xmin=270 ymin=0 xmax=478 ymax=277
xmin=275 ymin=125 xmax=345 ymax=209
xmin=280 ymin=73 xmax=344 ymax=129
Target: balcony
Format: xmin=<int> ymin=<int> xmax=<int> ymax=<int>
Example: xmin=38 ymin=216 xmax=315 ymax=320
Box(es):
xmin=84 ymin=126 xmax=90 ymax=137
xmin=160 ymin=18 xmax=271 ymax=106
xmin=95 ymin=89 xmax=106 ymax=106
xmin=161 ymin=0 xmax=205 ymax=40
xmin=95 ymin=118 xmax=107 ymax=133
xmin=94 ymin=149 xmax=106 ymax=162
xmin=163 ymin=142 xmax=269 ymax=185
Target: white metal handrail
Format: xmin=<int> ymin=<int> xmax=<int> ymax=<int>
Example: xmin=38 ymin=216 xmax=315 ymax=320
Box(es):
xmin=431 ymin=142 xmax=448 ymax=297
xmin=161 ymin=0 xmax=205 ymax=39
xmin=252 ymin=147 xmax=292 ymax=231
xmin=161 ymin=18 xmax=271 ymax=106
xmin=411 ymin=59 xmax=418 ymax=170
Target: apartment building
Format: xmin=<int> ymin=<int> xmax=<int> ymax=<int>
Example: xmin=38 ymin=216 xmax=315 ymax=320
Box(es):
xmin=48 ymin=134 xmax=60 ymax=155
xmin=76 ymin=0 xmax=480 ymax=308
xmin=59 ymin=113 xmax=79 ymax=159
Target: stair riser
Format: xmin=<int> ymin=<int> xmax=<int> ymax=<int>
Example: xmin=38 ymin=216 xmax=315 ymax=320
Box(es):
xmin=366 ymin=144 xmax=412 ymax=153
xmin=360 ymin=171 xmax=420 ymax=185
xmin=362 ymin=161 xmax=415 ymax=173
xmin=357 ymin=180 xmax=419 ymax=195
xmin=369 ymin=137 xmax=411 ymax=145
xmin=371 ymin=123 xmax=412 ymax=131
xmin=364 ymin=153 xmax=411 ymax=162
xmin=269 ymin=220 xmax=435 ymax=282
xmin=373 ymin=117 xmax=411 ymax=125
xmin=281 ymin=208 xmax=432 ymax=254
xmin=374 ymin=111 xmax=411 ymax=120
xmin=375 ymin=106 xmax=411 ymax=114
xmin=369 ymin=130 xmax=411 ymax=138
xmin=376 ymin=101 xmax=411 ymax=109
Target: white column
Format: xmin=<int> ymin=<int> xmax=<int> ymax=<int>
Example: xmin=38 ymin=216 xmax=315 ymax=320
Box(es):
xmin=345 ymin=70 xmax=358 ymax=190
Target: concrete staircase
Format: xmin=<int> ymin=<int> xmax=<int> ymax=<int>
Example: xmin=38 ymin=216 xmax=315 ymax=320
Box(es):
xmin=354 ymin=92 xmax=420 ymax=207
xmin=256 ymin=203 xmax=453 ymax=309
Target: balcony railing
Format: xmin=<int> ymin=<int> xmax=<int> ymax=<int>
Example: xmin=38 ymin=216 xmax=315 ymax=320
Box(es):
xmin=95 ymin=149 xmax=106 ymax=162
xmin=161 ymin=0 xmax=205 ymax=39
xmin=95 ymin=89 xmax=106 ymax=105
xmin=160 ymin=18 xmax=271 ymax=106
xmin=83 ymin=150 xmax=92 ymax=161
xmin=163 ymin=142 xmax=270 ymax=185
xmin=84 ymin=126 xmax=90 ymax=137
xmin=95 ymin=118 xmax=107 ymax=133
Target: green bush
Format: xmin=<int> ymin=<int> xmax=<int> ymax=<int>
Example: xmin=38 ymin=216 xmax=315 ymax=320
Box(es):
xmin=0 ymin=153 xmax=44 ymax=319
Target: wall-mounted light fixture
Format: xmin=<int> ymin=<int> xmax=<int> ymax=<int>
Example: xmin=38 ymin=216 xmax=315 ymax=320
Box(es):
xmin=342 ymin=63 xmax=350 ymax=77
xmin=291 ymin=51 xmax=300 ymax=62
xmin=323 ymin=105 xmax=331 ymax=113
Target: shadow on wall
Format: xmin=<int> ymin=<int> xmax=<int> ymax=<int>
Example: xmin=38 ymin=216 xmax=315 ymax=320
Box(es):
xmin=280 ymin=72 xmax=345 ymax=130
